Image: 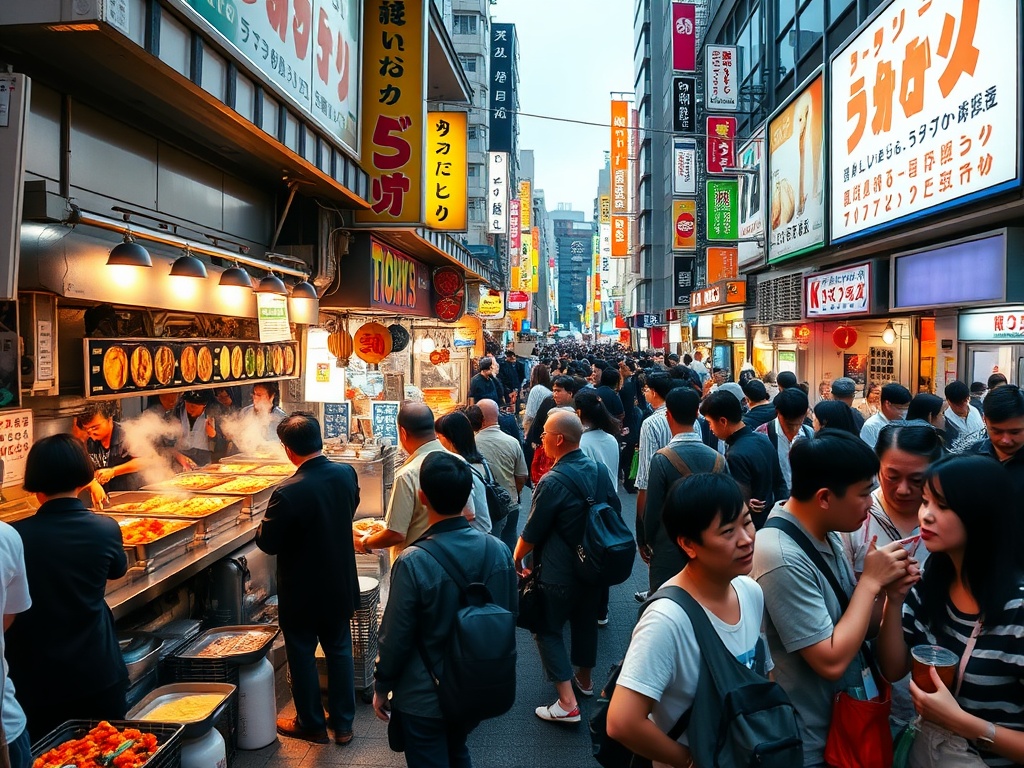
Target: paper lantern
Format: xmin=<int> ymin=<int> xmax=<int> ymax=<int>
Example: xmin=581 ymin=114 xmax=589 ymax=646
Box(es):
xmin=388 ymin=323 xmax=411 ymax=353
xmin=354 ymin=322 xmax=393 ymax=364
xmin=832 ymin=326 xmax=858 ymax=350
xmin=327 ymin=329 xmax=353 ymax=366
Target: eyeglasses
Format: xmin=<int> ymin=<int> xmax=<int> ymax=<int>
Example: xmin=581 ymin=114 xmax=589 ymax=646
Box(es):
xmin=541 ymin=431 xmax=562 ymax=439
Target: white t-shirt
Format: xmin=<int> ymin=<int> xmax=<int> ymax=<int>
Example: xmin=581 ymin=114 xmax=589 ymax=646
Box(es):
xmin=580 ymin=429 xmax=620 ymax=488
xmin=0 ymin=521 xmax=31 ymax=742
xmin=617 ymin=577 xmax=771 ymax=766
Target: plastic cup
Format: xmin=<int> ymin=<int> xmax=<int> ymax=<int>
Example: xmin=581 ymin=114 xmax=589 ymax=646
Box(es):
xmin=911 ymin=645 xmax=958 ymax=693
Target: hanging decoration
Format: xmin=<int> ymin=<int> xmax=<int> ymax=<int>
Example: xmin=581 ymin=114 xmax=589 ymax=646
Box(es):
xmin=354 ymin=322 xmax=393 ymax=365
xmin=433 ymin=266 xmax=465 ymax=323
xmin=435 ymin=294 xmax=464 ymax=323
xmin=388 ymin=323 xmax=411 ymax=353
xmin=832 ymin=325 xmax=858 ymax=350
xmin=327 ymin=319 xmax=354 ymax=367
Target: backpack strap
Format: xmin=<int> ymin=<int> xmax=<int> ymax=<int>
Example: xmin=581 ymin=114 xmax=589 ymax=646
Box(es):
xmin=633 ymin=588 xmax=695 ymax=741
xmin=656 ymin=446 xmax=692 ymax=478
xmin=711 ymin=452 xmax=726 ymax=474
xmin=762 ymin=517 xmax=849 ymax=612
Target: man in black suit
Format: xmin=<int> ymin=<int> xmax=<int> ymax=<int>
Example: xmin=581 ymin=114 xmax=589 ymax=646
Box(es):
xmin=256 ymin=413 xmax=361 ymax=746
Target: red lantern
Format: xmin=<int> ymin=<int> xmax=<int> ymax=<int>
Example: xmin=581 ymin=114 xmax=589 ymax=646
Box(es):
xmin=832 ymin=325 xmax=858 ymax=350
xmin=353 ymin=322 xmax=393 ymax=364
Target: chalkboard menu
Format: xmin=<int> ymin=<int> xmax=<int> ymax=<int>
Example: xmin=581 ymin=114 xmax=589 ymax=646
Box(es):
xmin=323 ymin=402 xmax=351 ymax=439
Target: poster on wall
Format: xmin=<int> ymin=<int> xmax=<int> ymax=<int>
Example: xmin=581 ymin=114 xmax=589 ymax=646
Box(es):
xmin=706 ymin=45 xmax=738 ymax=111
xmin=671 ymin=2 xmax=696 ymax=71
xmin=768 ymin=72 xmax=825 ymax=262
xmin=370 ymin=401 xmax=400 ymax=444
xmin=829 ymin=0 xmax=1020 ymax=243
xmin=673 ymin=138 xmax=698 ymax=195
xmin=323 ymin=402 xmax=351 ymax=440
xmin=737 ymin=126 xmax=766 ymax=269
xmin=304 ymin=328 xmax=347 ymax=403
xmin=844 ymin=354 xmax=867 ymax=389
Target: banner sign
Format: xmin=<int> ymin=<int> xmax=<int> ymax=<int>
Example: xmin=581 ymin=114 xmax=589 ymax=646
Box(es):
xmin=707 ymin=180 xmax=740 ymax=241
xmin=674 ymin=256 xmax=696 ymax=307
xmin=805 ymin=263 xmax=871 ymax=317
xmin=489 ymin=23 xmax=515 ymax=153
xmin=768 ymin=73 xmax=825 ymax=262
xmin=673 ymin=138 xmax=698 ymax=195
xmin=707 ymin=116 xmax=737 ymax=174
xmin=599 ymin=195 xmax=611 ymax=224
xmin=707 ymin=247 xmax=739 ymax=283
xmin=829 ymin=0 xmax=1020 ymax=242
xmin=706 ymin=45 xmax=738 ymax=111
xmin=673 ymin=77 xmax=696 ymax=132
xmin=531 ymin=227 xmax=540 ymax=292
xmin=509 ymin=199 xmax=521 ymax=254
xmin=519 ymin=179 xmax=532 ymax=230
xmin=358 ymin=0 xmax=424 ymax=225
xmin=690 ymin=280 xmax=747 ymax=312
xmin=487 ymin=151 xmax=508 ymax=234
xmin=672 ymin=199 xmax=697 ymax=251
xmin=671 ymin=2 xmax=696 ymax=71
xmin=737 ymin=126 xmax=766 ymax=269
xmin=426 ymin=111 xmax=467 ymax=230
xmin=611 ymin=100 xmax=630 ymax=256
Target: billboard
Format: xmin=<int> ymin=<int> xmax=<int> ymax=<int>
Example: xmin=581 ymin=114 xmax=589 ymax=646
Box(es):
xmin=707 ymin=180 xmax=740 ymax=241
xmin=673 ymin=138 xmax=698 ymax=196
xmin=672 ymin=77 xmax=696 ymax=132
xmin=611 ymin=100 xmax=630 ymax=256
xmin=672 ymin=200 xmax=697 ymax=251
xmin=489 ymin=24 xmax=516 ymax=152
xmin=707 ymin=116 xmax=737 ymax=174
xmin=487 ymin=152 xmax=508 ymax=234
xmin=425 ymin=112 xmax=467 ymax=230
xmin=737 ymin=126 xmax=766 ymax=269
xmin=671 ymin=2 xmax=696 ymax=71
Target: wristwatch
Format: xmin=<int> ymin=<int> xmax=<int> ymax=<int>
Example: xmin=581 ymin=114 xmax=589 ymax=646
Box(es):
xmin=975 ymin=721 xmax=996 ymax=747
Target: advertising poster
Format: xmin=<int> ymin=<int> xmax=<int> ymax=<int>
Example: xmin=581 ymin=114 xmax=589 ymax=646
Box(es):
xmin=707 ymin=116 xmax=737 ymax=173
xmin=672 ymin=200 xmax=697 ymax=251
xmin=829 ymin=0 xmax=1020 ymax=242
xmin=487 ymin=151 xmax=508 ymax=234
xmin=706 ymin=46 xmax=738 ymax=111
xmin=671 ymin=2 xmax=696 ymax=71
xmin=737 ymin=127 xmax=766 ymax=269
xmin=426 ymin=111 xmax=467 ymax=230
xmin=707 ymin=180 xmax=740 ymax=241
xmin=706 ymin=247 xmax=738 ymax=284
xmin=768 ymin=73 xmax=825 ymax=262
xmin=611 ymin=100 xmax=630 ymax=256
xmin=489 ymin=24 xmax=516 ymax=153
xmin=673 ymin=138 xmax=698 ymax=195
xmin=673 ymin=77 xmax=696 ymax=132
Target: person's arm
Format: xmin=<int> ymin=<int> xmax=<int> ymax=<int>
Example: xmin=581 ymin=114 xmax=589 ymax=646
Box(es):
xmin=606 ymin=687 xmax=692 ymax=768
xmin=373 ymin=556 xmax=419 ymax=719
xmin=876 ymin=582 xmax=916 ymax=683
xmin=95 ymin=457 xmax=146 ymax=485
xmin=642 ymin=459 xmax=666 ymax=553
xmin=88 ymin=479 xmax=109 ymax=507
xmin=515 ymin=474 xmax=528 ymax=495
xmin=255 ymin=491 xmax=294 ymax=555
xmin=360 ymin=473 xmax=413 ymax=552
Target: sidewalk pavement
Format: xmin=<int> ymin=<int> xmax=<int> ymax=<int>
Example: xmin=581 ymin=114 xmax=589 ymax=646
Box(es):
xmin=237 ymin=483 xmax=646 ymax=768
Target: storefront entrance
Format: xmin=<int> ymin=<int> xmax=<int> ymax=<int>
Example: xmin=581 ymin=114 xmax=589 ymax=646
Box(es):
xmin=964 ymin=344 xmax=1024 ymax=386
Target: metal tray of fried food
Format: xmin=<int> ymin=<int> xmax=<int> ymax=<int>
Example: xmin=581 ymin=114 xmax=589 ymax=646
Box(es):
xmin=204 ymin=462 xmax=295 ymax=476
xmin=144 ymin=473 xmax=281 ymax=497
xmin=176 ymin=624 xmax=280 ymax=666
xmin=101 ymin=492 xmax=246 ymax=539
xmin=106 ymin=515 xmax=198 ymax=565
xmin=127 ymin=682 xmax=236 ymax=740
xmin=221 ymin=450 xmax=289 ymax=464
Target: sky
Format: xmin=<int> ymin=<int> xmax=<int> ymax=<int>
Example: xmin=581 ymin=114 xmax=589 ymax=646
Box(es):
xmin=489 ymin=0 xmax=635 ymax=220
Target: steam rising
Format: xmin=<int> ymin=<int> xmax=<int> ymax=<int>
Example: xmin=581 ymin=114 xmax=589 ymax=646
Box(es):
xmin=120 ymin=410 xmax=185 ymax=486
xmin=218 ymin=411 xmax=287 ymax=459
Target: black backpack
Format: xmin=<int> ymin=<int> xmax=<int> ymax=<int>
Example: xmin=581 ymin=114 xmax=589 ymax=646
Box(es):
xmin=550 ymin=467 xmax=636 ymax=586
xmin=469 ymin=458 xmax=516 ymax=528
xmin=411 ymin=536 xmax=517 ymax=726
xmin=591 ymin=586 xmax=802 ymax=768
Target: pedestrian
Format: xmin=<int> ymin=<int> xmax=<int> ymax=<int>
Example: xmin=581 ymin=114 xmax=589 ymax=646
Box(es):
xmin=829 ymin=377 xmax=866 ymax=432
xmin=618 ymin=359 xmax=643 ymax=493
xmin=700 ymin=390 xmax=786 ymax=529
xmin=776 ymin=371 xmax=799 ymax=392
xmin=595 ymin=368 xmax=625 ymax=420
xmin=526 ymin=375 xmax=580 ymax=483
xmin=635 ymin=375 xmax=678 ymax=546
xmin=574 ymin=389 xmax=621 ymax=489
xmin=855 ymin=382 xmax=882 ymax=419
xmin=964 ymin=384 xmax=1024 ymax=503
xmin=0 ymin=518 xmax=31 ymax=768
xmin=515 ymin=410 xmax=622 ymax=723
xmin=256 ymin=413 xmax=361 ymax=745
xmin=811 ymin=400 xmax=860 ymax=436
xmin=970 ymin=381 xmax=987 ymax=414
xmin=755 ymin=387 xmax=813 ymax=498
xmin=374 ymin=451 xmax=516 ymax=767
xmin=641 ymin=387 xmax=728 ymax=593
xmin=741 ymin=379 xmax=777 ymax=429
xmin=522 ymin=364 xmax=552 ymax=437
xmin=989 ymin=372 xmax=1008 ymax=390
xmin=498 ymin=350 xmax=526 ymax=411
xmin=606 ymin=473 xmax=764 ymax=768
xmin=752 ymin=429 xmax=913 ymax=767
xmin=877 ymin=456 xmax=1024 ymax=766
xmin=859 ymin=382 xmax=912 ymax=448
xmin=468 ymin=357 xmax=501 ymax=405
xmin=473 ymin=399 xmax=529 ymax=551
xmin=434 ymin=411 xmax=491 ymax=533
xmin=943 ymin=380 xmax=984 ymax=445
xmin=688 ymin=350 xmax=709 ymax=385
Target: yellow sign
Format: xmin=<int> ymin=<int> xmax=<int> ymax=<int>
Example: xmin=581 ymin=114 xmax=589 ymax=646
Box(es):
xmin=477 ymin=292 xmax=505 ymax=318
xmin=426 ymin=111 xmax=468 ymax=230
xmin=518 ymin=235 xmax=533 ymax=292
xmin=519 ymin=180 xmax=531 ymax=230
xmin=599 ymin=195 xmax=611 ymax=224
xmin=357 ymin=0 xmax=425 ymax=225
xmin=530 ymin=227 xmax=539 ymax=293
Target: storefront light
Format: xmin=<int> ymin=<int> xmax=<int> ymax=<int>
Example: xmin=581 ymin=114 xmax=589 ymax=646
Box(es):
xmin=256 ymin=273 xmax=288 ymax=295
xmin=882 ymin=321 xmax=897 ymax=345
xmin=106 ymin=230 xmax=152 ymax=267
xmin=219 ymin=264 xmax=254 ymax=289
xmin=169 ymin=246 xmax=208 ymax=278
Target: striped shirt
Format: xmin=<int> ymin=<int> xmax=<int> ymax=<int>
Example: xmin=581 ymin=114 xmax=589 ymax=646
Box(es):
xmin=635 ymin=405 xmax=671 ymax=490
xmin=903 ymin=583 xmax=1024 ymax=767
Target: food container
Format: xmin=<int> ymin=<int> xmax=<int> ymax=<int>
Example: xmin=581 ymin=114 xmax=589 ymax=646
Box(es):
xmin=120 ymin=632 xmax=165 ymax=686
xmin=102 ymin=493 xmax=246 ymax=540
xmin=204 ymin=462 xmax=295 ymax=476
xmin=127 ymin=683 xmax=236 ymax=740
xmin=143 ymin=474 xmax=280 ymax=497
xmin=107 ymin=516 xmax=197 ymax=567
xmin=176 ymin=625 xmax=279 ymax=666
xmin=31 ymin=720 xmax=183 ymax=768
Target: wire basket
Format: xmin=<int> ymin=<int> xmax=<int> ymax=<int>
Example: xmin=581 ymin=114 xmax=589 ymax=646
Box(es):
xmin=162 ymin=658 xmax=239 ymax=764
xmin=31 ymin=720 xmax=184 ymax=768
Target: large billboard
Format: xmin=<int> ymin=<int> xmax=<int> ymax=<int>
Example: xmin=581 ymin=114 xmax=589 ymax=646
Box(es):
xmin=426 ymin=112 xmax=467 ymax=230
xmin=829 ymin=0 xmax=1020 ymax=243
xmin=737 ymin=126 xmax=766 ymax=270
xmin=611 ymin=100 xmax=630 ymax=257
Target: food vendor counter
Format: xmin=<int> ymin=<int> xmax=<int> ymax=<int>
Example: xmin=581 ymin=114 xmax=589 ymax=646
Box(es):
xmin=322 ymin=443 xmax=396 ymax=519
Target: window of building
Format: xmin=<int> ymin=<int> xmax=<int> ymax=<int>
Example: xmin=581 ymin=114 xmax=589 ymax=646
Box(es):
xmin=458 ymin=55 xmax=477 ymax=73
xmin=797 ymin=0 xmax=824 ymax=57
xmin=828 ymin=0 xmax=855 ymax=24
xmin=468 ymin=164 xmax=481 ymax=178
xmin=452 ymin=14 xmax=477 ymax=35
xmin=467 ymin=127 xmax=477 ymax=140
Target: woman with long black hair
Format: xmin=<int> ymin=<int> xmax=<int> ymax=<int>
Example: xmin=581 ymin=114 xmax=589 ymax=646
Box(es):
xmin=435 ymin=410 xmax=492 ymax=533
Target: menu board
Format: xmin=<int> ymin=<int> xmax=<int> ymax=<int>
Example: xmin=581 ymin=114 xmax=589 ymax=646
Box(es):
xmin=323 ymin=402 xmax=352 ymax=439
xmin=84 ymin=338 xmax=300 ymax=398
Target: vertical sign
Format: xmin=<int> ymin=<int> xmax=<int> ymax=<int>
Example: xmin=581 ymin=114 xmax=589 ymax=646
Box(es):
xmin=489 ymin=23 xmax=515 ymax=152
xmin=425 ymin=111 xmax=467 ymax=230
xmin=706 ymin=45 xmax=738 ymax=111
xmin=768 ymin=73 xmax=825 ymax=262
xmin=707 ymin=180 xmax=740 ymax=241
xmin=509 ymin=199 xmax=521 ymax=253
xmin=358 ymin=0 xmax=425 ymax=225
xmin=610 ymin=99 xmax=630 ymax=257
xmin=672 ymin=77 xmax=696 ymax=132
xmin=673 ymin=138 xmax=697 ymax=195
xmin=672 ymin=200 xmax=697 ymax=251
xmin=737 ymin=127 xmax=766 ymax=269
xmin=519 ymin=228 xmax=533 ymax=292
xmin=671 ymin=2 xmax=696 ymax=71
xmin=599 ymin=195 xmax=611 ymax=224
xmin=706 ymin=116 xmax=737 ymax=173
xmin=600 ymin=224 xmax=612 ymax=295
xmin=487 ymin=151 xmax=508 ymax=234
xmin=519 ymin=180 xmax=531 ymax=230
xmin=530 ymin=227 xmax=540 ymax=292
xmin=674 ymin=256 xmax=696 ymax=306
xmin=706 ymin=247 xmax=739 ymax=283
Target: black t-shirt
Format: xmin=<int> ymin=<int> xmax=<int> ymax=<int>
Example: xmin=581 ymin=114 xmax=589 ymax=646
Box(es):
xmin=87 ymin=422 xmax=142 ymax=492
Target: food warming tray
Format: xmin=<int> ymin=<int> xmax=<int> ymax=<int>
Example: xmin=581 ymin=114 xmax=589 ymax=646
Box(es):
xmin=107 ymin=516 xmax=197 ymax=567
xmin=204 ymin=462 xmax=295 ymax=476
xmin=176 ymin=624 xmax=279 ymax=666
xmin=127 ymin=683 xmax=236 ymax=740
xmin=144 ymin=473 xmax=281 ymax=496
xmin=101 ymin=492 xmax=246 ymax=539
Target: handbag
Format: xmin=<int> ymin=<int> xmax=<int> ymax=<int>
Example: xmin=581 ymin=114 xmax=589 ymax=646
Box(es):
xmin=628 ymin=447 xmax=640 ymax=481
xmin=531 ymin=443 xmax=554 ymax=484
xmin=516 ymin=566 xmax=546 ymax=632
xmin=764 ymin=518 xmax=893 ymax=768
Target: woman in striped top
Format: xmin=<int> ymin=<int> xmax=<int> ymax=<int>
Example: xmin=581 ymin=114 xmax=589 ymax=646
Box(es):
xmin=877 ymin=455 xmax=1024 ymax=766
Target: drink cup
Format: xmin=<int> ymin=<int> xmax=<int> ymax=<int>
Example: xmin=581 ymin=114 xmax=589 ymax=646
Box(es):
xmin=911 ymin=645 xmax=958 ymax=693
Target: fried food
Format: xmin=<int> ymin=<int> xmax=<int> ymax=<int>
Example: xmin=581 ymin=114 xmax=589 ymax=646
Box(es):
xmin=352 ymin=519 xmax=385 ymax=536
xmin=130 ymin=347 xmax=153 ymax=388
xmin=179 ymin=346 xmax=197 ymax=383
xmin=150 ymin=474 xmax=230 ymax=491
xmin=141 ymin=694 xmax=224 ymax=722
xmin=197 ymin=347 xmax=213 ymax=382
xmin=210 ymin=462 xmax=292 ymax=476
xmin=106 ymin=495 xmax=236 ymax=517
xmin=219 ymin=345 xmax=231 ymax=379
xmin=103 ymin=346 xmax=128 ymax=390
xmin=154 ymin=346 xmax=175 ymax=385
xmin=210 ymin=476 xmax=277 ymax=494
xmin=255 ymin=346 xmax=266 ymax=376
xmin=284 ymin=345 xmax=295 ymax=374
xmin=117 ymin=517 xmax=192 ymax=545
xmin=244 ymin=347 xmax=256 ymax=378
xmin=231 ymin=346 xmax=243 ymax=379
xmin=195 ymin=630 xmax=270 ymax=658
xmin=32 ymin=721 xmax=159 ymax=768
xmin=271 ymin=346 xmax=284 ymax=375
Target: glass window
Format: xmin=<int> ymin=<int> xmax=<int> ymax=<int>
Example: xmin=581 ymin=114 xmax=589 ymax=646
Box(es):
xmin=777 ymin=0 xmax=796 ymax=34
xmin=452 ymin=14 xmax=477 ymax=35
xmin=467 ymin=127 xmax=477 ymax=140
xmin=738 ymin=20 xmax=752 ymax=81
xmin=750 ymin=7 xmax=762 ymax=68
xmin=828 ymin=0 xmax=854 ymax=24
xmin=797 ymin=0 xmax=824 ymax=57
xmin=777 ymin=23 xmax=795 ymax=83
xmin=458 ymin=55 xmax=477 ymax=73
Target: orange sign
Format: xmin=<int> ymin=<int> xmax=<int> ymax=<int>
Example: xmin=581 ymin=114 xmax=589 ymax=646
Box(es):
xmin=706 ymin=247 xmax=738 ymax=283
xmin=611 ymin=100 xmax=630 ymax=257
xmin=672 ymin=200 xmax=697 ymax=251
xmin=426 ymin=111 xmax=468 ymax=230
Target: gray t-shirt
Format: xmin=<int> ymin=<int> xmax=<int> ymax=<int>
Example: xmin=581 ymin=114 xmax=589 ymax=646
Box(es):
xmin=752 ymin=505 xmax=868 ymax=767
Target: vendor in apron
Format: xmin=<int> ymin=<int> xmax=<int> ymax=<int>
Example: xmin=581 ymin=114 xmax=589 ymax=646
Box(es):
xmin=77 ymin=401 xmax=144 ymax=507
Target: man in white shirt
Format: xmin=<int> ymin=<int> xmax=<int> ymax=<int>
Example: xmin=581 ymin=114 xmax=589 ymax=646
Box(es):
xmin=474 ymin=399 xmax=529 ymax=550
xmin=859 ymin=383 xmax=912 ymax=448
xmin=0 ymin=520 xmax=32 ymax=768
xmin=755 ymin=387 xmax=813 ymax=497
xmin=635 ymin=375 xmax=678 ymax=540
xmin=943 ymin=380 xmax=984 ymax=442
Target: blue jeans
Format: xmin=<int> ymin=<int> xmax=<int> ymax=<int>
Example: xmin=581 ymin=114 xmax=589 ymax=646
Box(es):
xmin=497 ymin=506 xmax=520 ymax=552
xmin=397 ymin=711 xmax=472 ymax=768
xmin=282 ymin=614 xmax=355 ymax=732
xmin=533 ymin=581 xmax=600 ymax=682
xmin=8 ymin=729 xmax=31 ymax=768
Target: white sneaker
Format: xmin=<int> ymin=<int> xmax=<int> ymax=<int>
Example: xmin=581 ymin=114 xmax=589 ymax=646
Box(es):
xmin=535 ymin=700 xmax=581 ymax=723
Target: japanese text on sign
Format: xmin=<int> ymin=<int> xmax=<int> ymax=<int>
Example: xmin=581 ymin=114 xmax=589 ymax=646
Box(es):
xmin=673 ymin=138 xmax=697 ymax=195
xmin=489 ymin=23 xmax=516 ymax=153
xmin=673 ymin=77 xmax=696 ymax=132
xmin=707 ymin=180 xmax=739 ymax=241
xmin=706 ymin=45 xmax=738 ymax=111
xmin=487 ymin=152 xmax=508 ymax=234
xmin=706 ymin=116 xmax=737 ymax=174
xmin=426 ymin=112 xmax=468 ymax=230
xmin=0 ymin=409 xmax=31 ymax=486
xmin=805 ymin=264 xmax=871 ymax=317
xmin=830 ymin=0 xmax=1018 ymax=241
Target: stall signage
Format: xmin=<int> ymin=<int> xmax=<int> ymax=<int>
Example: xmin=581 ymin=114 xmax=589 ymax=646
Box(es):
xmin=611 ymin=100 xmax=630 ymax=257
xmin=426 ymin=111 xmax=468 ymax=230
xmin=959 ymin=310 xmax=1024 ymax=341
xmin=673 ymin=77 xmax=696 ymax=132
xmin=519 ymin=180 xmax=532 ymax=230
xmin=487 ymin=151 xmax=509 ymax=234
xmin=768 ymin=73 xmax=825 ymax=262
xmin=628 ymin=313 xmax=661 ymax=329
xmin=829 ymin=0 xmax=1020 ymax=243
xmin=805 ymin=263 xmax=871 ymax=317
xmin=507 ymin=290 xmax=529 ymax=309
xmin=673 ymin=199 xmax=697 ymax=251
xmin=673 ymin=138 xmax=698 ymax=195
xmin=477 ymin=292 xmax=505 ymax=318
xmin=176 ymin=0 xmax=360 ymax=155
xmin=509 ymin=199 xmax=522 ymax=254
xmin=304 ymin=328 xmax=346 ymax=403
xmin=370 ymin=239 xmax=430 ymax=315
xmin=674 ymin=256 xmax=696 ymax=307
xmin=707 ymin=247 xmax=738 ymax=283
xmin=707 ymin=116 xmax=737 ymax=174
xmin=0 ymin=409 xmax=31 ymax=486
xmin=489 ymin=23 xmax=516 ymax=153
xmin=323 ymin=402 xmax=351 ymax=439
xmin=706 ymin=45 xmax=738 ymax=111
xmin=707 ymin=180 xmax=740 ymax=241
xmin=690 ymin=280 xmax=747 ymax=312
xmin=671 ymin=2 xmax=697 ymax=71
xmin=256 ymin=293 xmax=291 ymax=343
xmin=737 ymin=126 xmax=766 ymax=270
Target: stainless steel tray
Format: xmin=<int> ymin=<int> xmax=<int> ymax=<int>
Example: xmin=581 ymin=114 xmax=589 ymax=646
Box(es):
xmin=205 ymin=462 xmax=295 ymax=476
xmin=106 ymin=515 xmax=197 ymax=565
xmin=144 ymin=473 xmax=281 ymax=497
xmin=176 ymin=624 xmax=279 ymax=666
xmin=220 ymin=451 xmax=289 ymax=464
xmin=127 ymin=682 xmax=236 ymax=740
xmin=102 ymin=492 xmax=246 ymax=539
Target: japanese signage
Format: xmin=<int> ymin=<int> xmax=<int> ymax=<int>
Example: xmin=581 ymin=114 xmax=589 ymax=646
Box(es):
xmin=830 ymin=0 xmax=1019 ymax=242
xmin=805 ymin=263 xmax=871 ymax=317
xmin=509 ymin=199 xmax=522 ymax=254
xmin=531 ymin=227 xmax=540 ymax=292
xmin=487 ymin=151 xmax=509 ymax=234
xmin=674 ymin=256 xmax=696 ymax=307
xmin=477 ymin=292 xmax=505 ymax=318
xmin=959 ymin=310 xmax=1024 ymax=341
xmin=737 ymin=126 xmax=766 ymax=269
xmin=600 ymin=229 xmax=612 ymax=295
xmin=671 ymin=2 xmax=696 ymax=71
xmin=304 ymin=328 xmax=346 ymax=403
xmin=489 ymin=23 xmax=516 ymax=153
xmin=370 ymin=238 xmax=431 ymax=316
xmin=768 ymin=73 xmax=825 ymax=262
xmin=507 ymin=291 xmax=529 ymax=310
xmin=706 ymin=45 xmax=738 ymax=111
xmin=690 ymin=280 xmax=747 ymax=312
xmin=706 ymin=116 xmax=737 ymax=174
xmin=256 ymin=293 xmax=291 ymax=342
xmin=672 ymin=200 xmax=697 ymax=251
xmin=0 ymin=409 xmax=31 ymax=486
xmin=425 ymin=111 xmax=467 ymax=230
xmin=357 ymin=0 xmax=425 ymax=225
xmin=611 ymin=100 xmax=630 ymax=256
xmin=519 ymin=180 xmax=532 ymax=230
xmin=706 ymin=247 xmax=738 ymax=284
xmin=178 ymin=0 xmax=360 ymax=155
xmin=707 ymin=180 xmax=740 ymax=241
xmin=673 ymin=77 xmax=696 ymax=132
xmin=673 ymin=138 xmax=698 ymax=195
xmin=599 ymin=195 xmax=611 ymax=224
xmin=628 ymin=313 xmax=661 ymax=329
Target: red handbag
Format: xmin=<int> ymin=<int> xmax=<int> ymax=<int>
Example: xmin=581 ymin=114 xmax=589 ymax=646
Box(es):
xmin=530 ymin=443 xmax=554 ymax=484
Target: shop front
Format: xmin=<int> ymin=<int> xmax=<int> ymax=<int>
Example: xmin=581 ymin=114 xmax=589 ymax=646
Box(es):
xmin=689 ymin=279 xmax=748 ymax=381
xmin=626 ymin=312 xmax=663 ymax=352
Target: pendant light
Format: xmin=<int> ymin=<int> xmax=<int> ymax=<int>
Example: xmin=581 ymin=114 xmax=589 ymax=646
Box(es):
xmin=107 ymin=230 xmax=152 ymax=267
xmin=219 ymin=263 xmax=254 ymax=288
xmin=256 ymin=272 xmax=288 ymax=295
xmin=289 ymin=280 xmax=318 ymax=300
xmin=882 ymin=321 xmax=897 ymax=345
xmin=170 ymin=246 xmax=208 ymax=278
